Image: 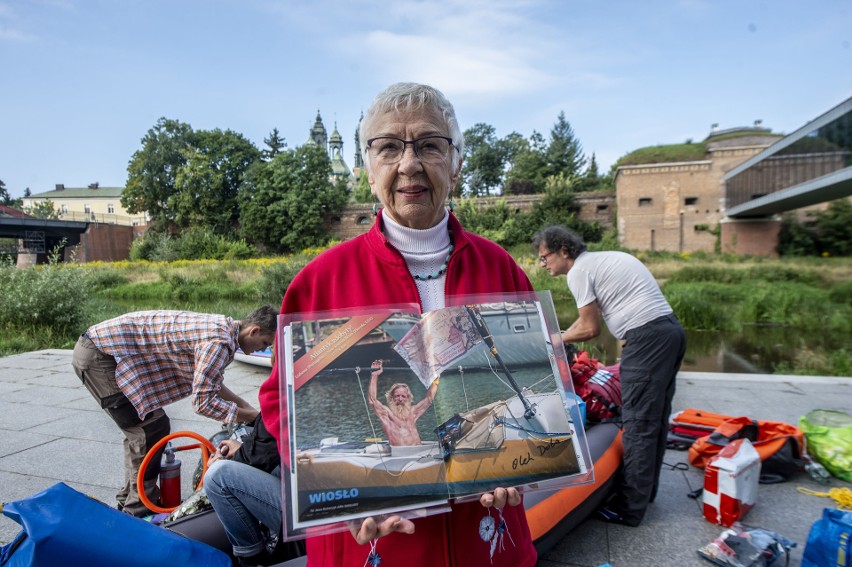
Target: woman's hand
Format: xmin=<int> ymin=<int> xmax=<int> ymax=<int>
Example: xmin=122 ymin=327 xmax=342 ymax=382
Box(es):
xmin=348 ymin=515 xmax=416 ymax=545
xmin=480 ymin=487 xmax=522 ymax=509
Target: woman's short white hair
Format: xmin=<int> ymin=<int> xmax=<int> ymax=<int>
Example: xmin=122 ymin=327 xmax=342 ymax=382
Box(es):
xmin=360 ymin=82 xmax=464 ymax=172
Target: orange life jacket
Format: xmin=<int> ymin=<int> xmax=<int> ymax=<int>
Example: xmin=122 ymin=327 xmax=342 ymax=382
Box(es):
xmin=688 ymin=415 xmax=805 ymax=483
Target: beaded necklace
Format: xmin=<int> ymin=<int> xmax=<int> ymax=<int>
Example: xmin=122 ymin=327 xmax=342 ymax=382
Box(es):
xmin=411 ymin=230 xmax=454 ymax=281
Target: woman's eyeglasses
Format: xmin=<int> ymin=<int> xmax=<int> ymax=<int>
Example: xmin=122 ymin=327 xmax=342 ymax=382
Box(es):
xmin=366 ymin=136 xmax=455 ymax=164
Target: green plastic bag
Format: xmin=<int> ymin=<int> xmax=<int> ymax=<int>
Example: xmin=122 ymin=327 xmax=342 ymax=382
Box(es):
xmin=799 ymin=410 xmax=852 ymax=483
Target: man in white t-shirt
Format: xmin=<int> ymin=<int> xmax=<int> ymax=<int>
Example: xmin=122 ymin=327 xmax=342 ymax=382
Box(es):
xmin=533 ymin=225 xmax=686 ymax=527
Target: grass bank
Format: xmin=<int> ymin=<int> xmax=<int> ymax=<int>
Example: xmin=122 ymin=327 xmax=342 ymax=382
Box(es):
xmin=2 ymin=251 xmax=850 ymax=376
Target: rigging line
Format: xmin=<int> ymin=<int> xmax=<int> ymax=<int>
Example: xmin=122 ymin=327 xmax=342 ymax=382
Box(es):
xmin=480 ymin=349 xmax=516 ymax=394
xmin=354 ymin=367 xmax=384 ymax=447
xmin=494 ymin=418 xmax=570 ymax=437
xmin=527 ymin=373 xmax=554 ymax=392
xmin=458 ymin=365 xmax=470 ymax=412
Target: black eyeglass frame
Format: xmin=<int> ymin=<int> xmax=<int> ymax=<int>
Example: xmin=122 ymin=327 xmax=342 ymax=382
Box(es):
xmin=539 ymin=251 xmax=556 ymax=264
xmin=365 ymin=136 xmax=456 ymax=161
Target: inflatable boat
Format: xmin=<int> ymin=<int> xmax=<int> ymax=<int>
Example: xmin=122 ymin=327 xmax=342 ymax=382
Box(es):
xmin=165 ymin=421 xmax=621 ymax=564
xmin=234 ymin=346 xmax=273 ymax=367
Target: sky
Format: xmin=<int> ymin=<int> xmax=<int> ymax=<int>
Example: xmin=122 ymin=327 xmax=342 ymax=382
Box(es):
xmin=1 ymin=0 xmax=851 ymax=198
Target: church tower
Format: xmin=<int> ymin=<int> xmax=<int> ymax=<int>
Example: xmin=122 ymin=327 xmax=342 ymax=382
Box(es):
xmin=329 ymin=123 xmax=352 ymax=179
xmin=304 ymin=109 xmax=354 ymax=182
xmin=353 ymin=111 xmax=364 ymax=170
xmin=306 ymin=110 xmax=328 ymax=148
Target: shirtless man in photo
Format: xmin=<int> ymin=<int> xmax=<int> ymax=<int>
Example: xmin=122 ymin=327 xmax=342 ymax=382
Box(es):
xmin=368 ymin=359 xmax=439 ymax=446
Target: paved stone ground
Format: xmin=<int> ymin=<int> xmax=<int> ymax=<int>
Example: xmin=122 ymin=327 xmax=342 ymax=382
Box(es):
xmin=1 ymin=350 xmax=850 ymax=566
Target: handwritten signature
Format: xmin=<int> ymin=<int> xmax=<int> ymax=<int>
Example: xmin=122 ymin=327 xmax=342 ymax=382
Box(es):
xmin=512 ymin=452 xmax=534 ymax=470
xmin=537 ymin=437 xmax=563 ymax=457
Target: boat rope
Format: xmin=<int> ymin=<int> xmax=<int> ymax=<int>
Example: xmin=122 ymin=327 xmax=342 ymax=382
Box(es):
xmin=354 ymin=366 xmax=384 ymax=446
xmin=478 ymin=349 xmax=518 ymax=394
xmin=458 ymin=365 xmax=470 ymax=412
xmin=493 ymin=418 xmax=570 ymax=438
xmin=527 ymin=373 xmax=554 ymax=391
xmin=796 ymin=486 xmax=852 ymax=510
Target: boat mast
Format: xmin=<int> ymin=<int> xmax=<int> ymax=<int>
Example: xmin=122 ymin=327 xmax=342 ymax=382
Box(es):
xmin=464 ymin=305 xmax=537 ymax=419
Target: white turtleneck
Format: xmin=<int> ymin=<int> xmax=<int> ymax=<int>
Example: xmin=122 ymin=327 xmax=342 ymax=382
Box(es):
xmin=381 ymin=210 xmax=452 ymax=312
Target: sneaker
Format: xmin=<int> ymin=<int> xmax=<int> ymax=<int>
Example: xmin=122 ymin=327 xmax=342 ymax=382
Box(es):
xmin=595 ymin=506 xmax=635 ymax=526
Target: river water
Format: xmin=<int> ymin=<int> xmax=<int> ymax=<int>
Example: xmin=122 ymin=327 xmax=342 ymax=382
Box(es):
xmin=572 ymin=324 xmax=816 ymax=374
xmin=116 ymin=298 xmax=815 ymax=375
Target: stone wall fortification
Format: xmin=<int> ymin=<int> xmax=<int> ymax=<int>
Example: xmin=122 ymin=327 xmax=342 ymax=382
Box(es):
xmin=325 ymin=192 xmax=615 ymax=240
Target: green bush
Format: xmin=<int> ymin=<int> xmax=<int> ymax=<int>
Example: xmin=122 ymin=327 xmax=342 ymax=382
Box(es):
xmin=667 ymin=266 xmax=744 ymax=284
xmin=662 ymin=282 xmax=745 ymax=331
xmin=667 ymin=265 xmax=825 ymax=287
xmin=174 ymin=227 xmax=257 ymax=260
xmin=130 ymin=229 xmax=258 ymax=261
xmin=0 ymin=254 xmax=90 ymax=333
xmin=828 ymin=281 xmax=852 ymax=305
xmin=257 ymin=255 xmax=312 ymax=303
xmin=129 ymin=232 xmax=161 ymax=261
xmin=85 ymin=267 xmax=129 ymax=290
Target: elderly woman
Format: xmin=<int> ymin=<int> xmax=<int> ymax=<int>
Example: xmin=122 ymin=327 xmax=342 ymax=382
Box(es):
xmin=258 ymin=83 xmax=537 ymax=566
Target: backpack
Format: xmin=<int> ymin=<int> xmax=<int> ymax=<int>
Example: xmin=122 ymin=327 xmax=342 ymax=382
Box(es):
xmin=568 ymin=350 xmax=622 ymax=422
xmin=688 ymin=415 xmax=805 ymax=483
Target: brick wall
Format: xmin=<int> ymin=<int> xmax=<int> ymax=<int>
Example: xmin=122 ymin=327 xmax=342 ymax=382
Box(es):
xmin=615 ymin=145 xmax=770 ymax=253
xmin=326 ymin=192 xmax=616 ymax=240
xmin=720 ymin=217 xmax=782 ymax=257
xmin=72 ymin=224 xmax=135 ymax=262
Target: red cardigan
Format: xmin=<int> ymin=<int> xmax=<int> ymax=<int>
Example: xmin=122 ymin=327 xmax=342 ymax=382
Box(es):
xmin=259 ymin=211 xmax=537 ymax=567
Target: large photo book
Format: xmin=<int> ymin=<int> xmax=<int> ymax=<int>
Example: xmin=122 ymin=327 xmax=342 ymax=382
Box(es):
xmin=277 ymin=292 xmax=593 ymax=540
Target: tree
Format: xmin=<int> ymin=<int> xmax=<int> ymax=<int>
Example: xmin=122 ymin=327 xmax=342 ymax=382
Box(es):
xmin=527 ymin=178 xmax=602 ymax=242
xmin=546 ymin=111 xmax=586 ymax=179
xmin=26 ymin=199 xmax=59 ymax=220
xmin=171 ymin=129 xmax=261 ymax=235
xmin=778 ymin=199 xmax=852 ymax=257
xmin=123 ymin=118 xmax=195 ymax=230
xmin=504 ymin=131 xmax=548 ymax=194
xmin=263 ymin=128 xmax=287 ymax=160
xmin=239 ymin=145 xmax=349 ymax=253
xmin=0 ymin=179 xmax=10 ymax=205
xmin=352 ymin=170 xmax=373 ymax=203
xmin=815 ymin=198 xmax=852 ymax=256
xmin=576 ymin=153 xmax=605 ymax=191
xmin=777 ymin=213 xmax=817 ymax=256
xmin=461 ymin=123 xmax=506 ymax=197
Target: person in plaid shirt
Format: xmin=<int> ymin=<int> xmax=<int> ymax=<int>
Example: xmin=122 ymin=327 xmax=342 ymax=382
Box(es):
xmin=71 ymin=305 xmax=277 ymax=517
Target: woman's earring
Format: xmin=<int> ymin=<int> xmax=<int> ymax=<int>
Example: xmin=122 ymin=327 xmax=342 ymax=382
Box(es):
xmin=372 ymin=203 xmax=379 ymax=216
xmin=448 ymin=198 xmax=455 ymax=213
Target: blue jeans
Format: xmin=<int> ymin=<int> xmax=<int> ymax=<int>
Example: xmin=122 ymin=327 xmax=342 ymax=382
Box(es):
xmin=204 ymin=460 xmax=283 ymax=557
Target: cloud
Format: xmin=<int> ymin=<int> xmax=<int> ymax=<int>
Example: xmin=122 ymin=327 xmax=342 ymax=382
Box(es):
xmin=0 ymin=2 xmax=35 ymax=42
xmin=0 ymin=24 xmax=32 ymax=41
xmin=362 ymin=30 xmax=557 ymax=98
xmin=339 ymin=0 xmax=564 ymax=102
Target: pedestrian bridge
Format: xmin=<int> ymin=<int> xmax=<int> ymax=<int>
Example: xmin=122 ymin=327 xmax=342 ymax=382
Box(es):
xmin=0 ymin=217 xmax=88 ymax=256
xmin=724 ymin=96 xmax=852 ymax=218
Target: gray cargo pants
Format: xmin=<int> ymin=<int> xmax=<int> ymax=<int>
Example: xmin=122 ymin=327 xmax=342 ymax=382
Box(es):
xmin=71 ymin=334 xmax=170 ymax=516
xmin=616 ymin=313 xmax=686 ymax=526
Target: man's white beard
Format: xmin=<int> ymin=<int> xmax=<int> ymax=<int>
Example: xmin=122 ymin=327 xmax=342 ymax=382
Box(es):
xmin=391 ymin=402 xmax=412 ymax=419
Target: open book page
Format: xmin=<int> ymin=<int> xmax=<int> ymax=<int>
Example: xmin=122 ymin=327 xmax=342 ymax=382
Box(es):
xmin=278 ymin=293 xmax=593 ymax=539
xmin=279 ymin=307 xmax=451 ymax=540
xmin=393 ymin=305 xmax=485 ymax=388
